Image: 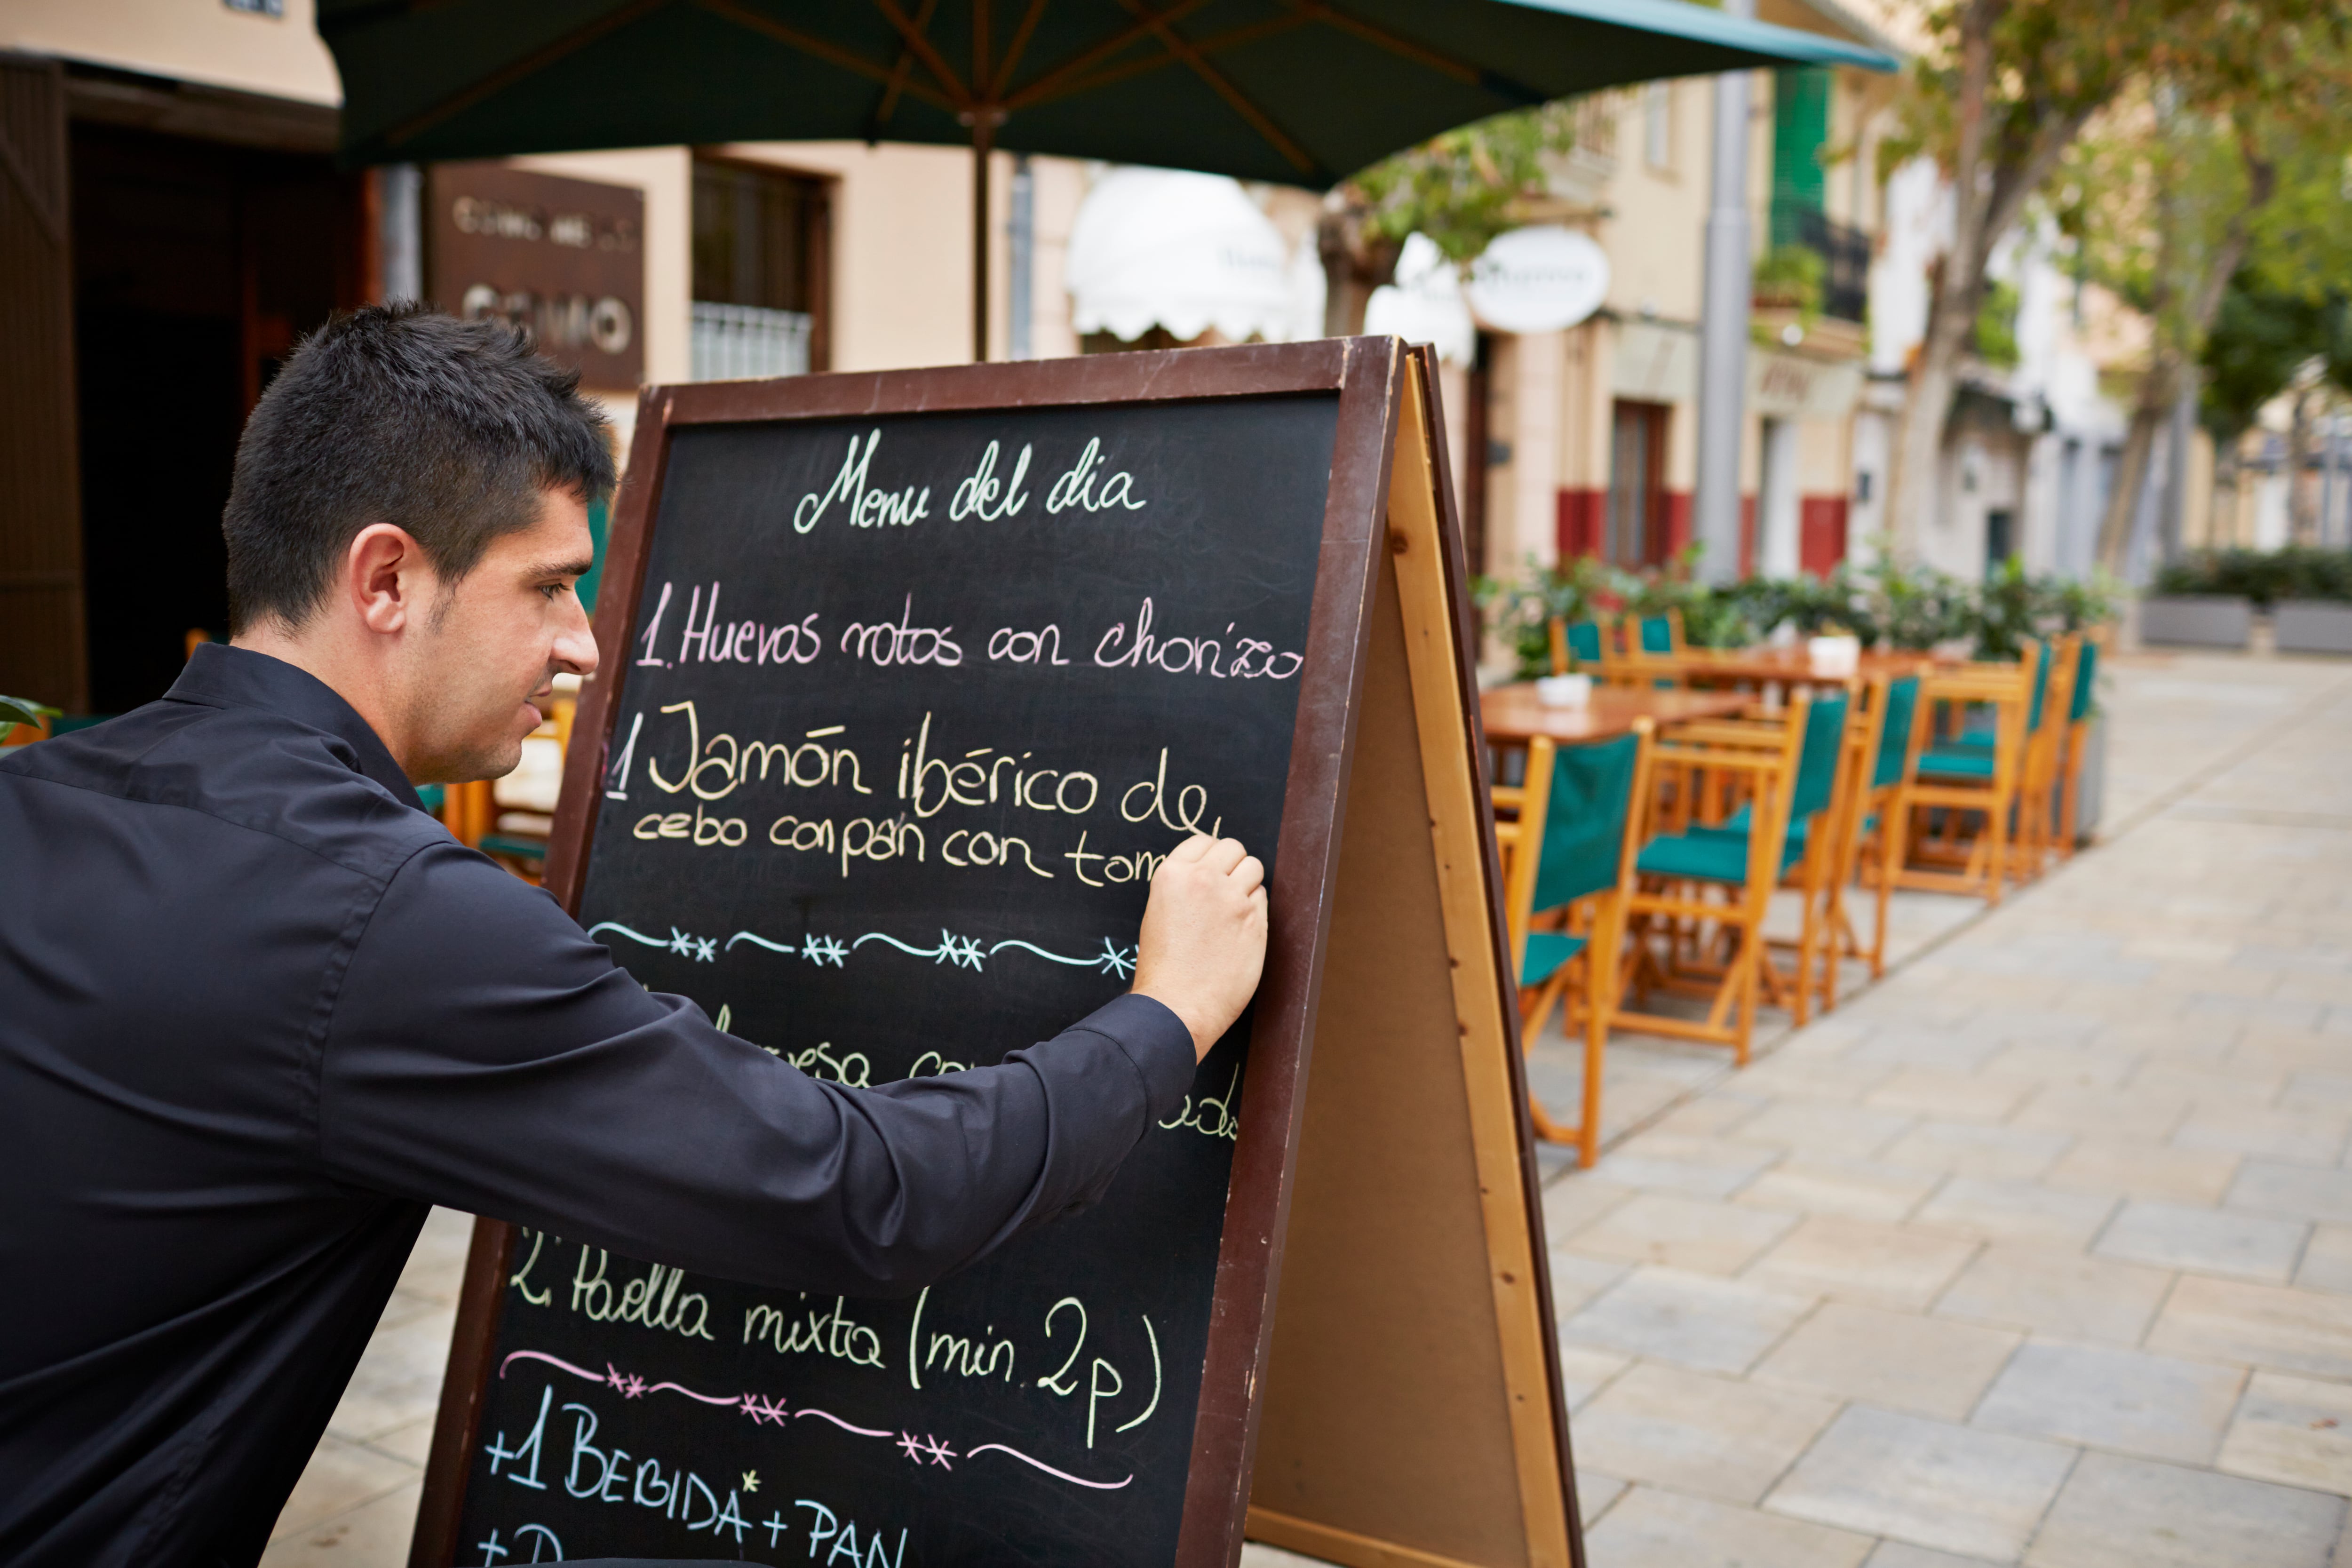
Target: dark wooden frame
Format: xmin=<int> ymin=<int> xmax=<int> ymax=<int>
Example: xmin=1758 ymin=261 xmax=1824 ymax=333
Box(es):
xmin=412 ymin=338 xmax=1414 ymax=1568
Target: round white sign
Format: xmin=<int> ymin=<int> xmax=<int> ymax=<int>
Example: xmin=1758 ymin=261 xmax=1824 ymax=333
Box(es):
xmin=1464 ymin=226 xmax=1610 ymax=333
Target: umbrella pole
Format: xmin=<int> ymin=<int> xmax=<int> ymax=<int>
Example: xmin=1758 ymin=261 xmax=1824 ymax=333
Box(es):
xmin=971 ymin=116 xmax=993 ymax=363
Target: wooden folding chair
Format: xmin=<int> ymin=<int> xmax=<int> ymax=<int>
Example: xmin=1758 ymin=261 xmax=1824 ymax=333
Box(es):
xmin=1833 ymin=672 xmax=1926 ymax=984
xmin=1615 ymin=692 xmax=1810 ymax=1064
xmin=1891 ymin=641 xmax=2037 ymax=906
xmin=2056 ymin=628 xmax=2104 ymax=858
xmin=1545 ymin=616 xmax=1606 ymax=676
xmin=1492 ymin=722 xmax=1657 ymax=1167
xmin=2012 ymin=635 xmax=2080 ymax=880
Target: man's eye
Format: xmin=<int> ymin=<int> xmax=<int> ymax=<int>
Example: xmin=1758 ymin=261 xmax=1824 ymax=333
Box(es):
xmin=542 ymin=583 xmax=570 ymax=601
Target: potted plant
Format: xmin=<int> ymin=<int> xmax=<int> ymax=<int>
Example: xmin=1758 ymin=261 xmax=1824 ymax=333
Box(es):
xmin=2272 ymin=546 xmax=2352 ymax=655
xmin=2142 ymin=552 xmax=2254 ymax=648
xmin=0 ymin=694 xmax=56 ymax=749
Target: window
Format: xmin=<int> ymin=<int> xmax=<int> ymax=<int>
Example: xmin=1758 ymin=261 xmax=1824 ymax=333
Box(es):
xmin=690 ymin=158 xmax=827 ymax=379
xmin=1643 ymin=82 xmax=1675 ymax=173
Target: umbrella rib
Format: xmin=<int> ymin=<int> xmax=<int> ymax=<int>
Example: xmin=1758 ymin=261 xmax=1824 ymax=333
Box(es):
xmin=1111 ymin=0 xmax=1320 ymax=175
xmin=867 ymin=0 xmax=974 ymax=104
xmin=1284 ymin=0 xmax=1551 ymax=105
xmin=383 ymin=0 xmax=670 ymax=149
xmin=1018 ymin=13 xmax=1312 ymax=106
xmin=691 ymin=0 xmax=954 ymax=108
xmin=990 ymin=0 xmax=1053 ymax=97
xmin=1001 ymin=0 xmax=1216 ymax=109
xmin=869 ymin=0 xmax=943 ymax=133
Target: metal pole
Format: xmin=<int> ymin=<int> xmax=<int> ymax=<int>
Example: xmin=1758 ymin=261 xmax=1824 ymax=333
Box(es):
xmin=971 ymin=118 xmax=993 ymax=363
xmin=1693 ymin=2 xmax=1756 ymax=585
xmin=1008 ymin=154 xmax=1034 ymax=360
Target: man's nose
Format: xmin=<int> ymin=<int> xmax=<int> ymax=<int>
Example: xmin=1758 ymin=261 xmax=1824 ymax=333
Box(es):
xmin=557 ymin=596 xmax=599 ymax=678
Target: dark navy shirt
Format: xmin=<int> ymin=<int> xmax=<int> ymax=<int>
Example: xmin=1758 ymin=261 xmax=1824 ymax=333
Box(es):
xmin=0 ymin=644 xmax=1195 ymax=1566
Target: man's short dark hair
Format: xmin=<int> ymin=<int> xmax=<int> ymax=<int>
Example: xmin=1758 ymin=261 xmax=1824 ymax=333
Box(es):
xmin=223 ymin=303 xmax=616 ymax=634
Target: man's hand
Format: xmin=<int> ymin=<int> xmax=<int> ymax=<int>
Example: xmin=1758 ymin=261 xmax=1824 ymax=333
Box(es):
xmin=1132 ymin=835 xmax=1269 ymax=1061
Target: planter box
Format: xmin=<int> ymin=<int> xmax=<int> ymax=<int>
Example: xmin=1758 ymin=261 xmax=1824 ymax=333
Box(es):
xmin=2074 ymin=711 xmax=2106 ymax=844
xmin=2275 ymin=600 xmax=2352 ymax=656
xmin=2140 ymin=595 xmax=2252 ymax=649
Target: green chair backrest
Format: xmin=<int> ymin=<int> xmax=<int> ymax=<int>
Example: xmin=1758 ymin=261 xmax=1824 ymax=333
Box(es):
xmin=1531 ymin=729 xmax=1642 ymax=912
xmin=1791 ymin=692 xmax=1849 ymax=823
xmin=1566 ymin=621 xmax=1605 ymax=666
xmin=2068 ymin=638 xmax=2098 ymax=724
xmin=2025 ymin=640 xmax=2054 ymax=733
xmin=1871 ymin=675 xmax=1921 ymax=790
xmin=1637 ymin=615 xmax=1675 ymax=654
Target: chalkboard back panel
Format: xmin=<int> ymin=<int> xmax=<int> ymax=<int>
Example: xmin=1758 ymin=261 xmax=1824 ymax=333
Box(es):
xmin=413 ymin=342 xmax=1408 ymax=1568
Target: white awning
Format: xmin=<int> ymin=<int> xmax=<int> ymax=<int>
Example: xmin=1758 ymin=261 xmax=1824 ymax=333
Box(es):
xmin=1066 ymin=167 xmax=1313 ymax=344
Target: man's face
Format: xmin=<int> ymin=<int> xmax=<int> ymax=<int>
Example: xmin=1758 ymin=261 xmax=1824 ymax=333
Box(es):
xmin=401 ymin=487 xmax=600 ymax=783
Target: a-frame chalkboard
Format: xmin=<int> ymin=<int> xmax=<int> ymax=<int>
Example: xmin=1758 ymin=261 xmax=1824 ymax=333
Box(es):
xmin=412 ymin=340 xmax=1583 ymax=1568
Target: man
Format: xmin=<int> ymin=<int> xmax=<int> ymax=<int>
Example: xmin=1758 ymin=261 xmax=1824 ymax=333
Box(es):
xmin=0 ymin=306 xmax=1268 ymax=1565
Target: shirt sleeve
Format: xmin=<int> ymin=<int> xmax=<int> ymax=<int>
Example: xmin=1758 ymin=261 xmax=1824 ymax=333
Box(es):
xmin=315 ymin=839 xmax=1199 ymax=1296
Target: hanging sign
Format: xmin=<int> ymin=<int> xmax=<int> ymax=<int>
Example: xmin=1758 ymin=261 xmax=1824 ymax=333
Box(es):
xmin=1465 ymin=227 xmax=1610 ymax=334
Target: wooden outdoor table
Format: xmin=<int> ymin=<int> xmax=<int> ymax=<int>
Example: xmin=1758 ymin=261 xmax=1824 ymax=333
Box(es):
xmin=1481 ymin=683 xmax=1749 ymax=745
xmin=1655 ymin=646 xmax=1943 ymax=688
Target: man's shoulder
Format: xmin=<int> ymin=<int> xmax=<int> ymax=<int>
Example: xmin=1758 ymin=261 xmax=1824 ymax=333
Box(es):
xmin=0 ymin=700 xmax=450 ymax=885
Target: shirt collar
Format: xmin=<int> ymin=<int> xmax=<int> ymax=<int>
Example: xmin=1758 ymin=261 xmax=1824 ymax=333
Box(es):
xmin=167 ymin=644 xmax=426 ymax=811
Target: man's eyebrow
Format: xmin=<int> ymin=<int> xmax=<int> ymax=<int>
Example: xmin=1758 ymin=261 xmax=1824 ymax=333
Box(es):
xmin=528 ymin=557 xmax=598 ymax=579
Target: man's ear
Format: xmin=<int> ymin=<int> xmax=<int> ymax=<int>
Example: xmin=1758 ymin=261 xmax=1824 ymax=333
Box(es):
xmin=346 ymin=524 xmax=430 ymax=636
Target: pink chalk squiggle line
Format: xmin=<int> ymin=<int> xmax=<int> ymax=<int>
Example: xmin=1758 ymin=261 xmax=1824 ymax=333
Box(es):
xmin=965 ymin=1444 xmax=1133 ymax=1491
xmin=794 ymin=1407 xmax=895 ymax=1438
xmin=497 ymin=1349 xmax=1130 ymax=1490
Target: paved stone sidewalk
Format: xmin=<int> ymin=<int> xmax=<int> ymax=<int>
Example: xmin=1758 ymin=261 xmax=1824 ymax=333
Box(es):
xmin=269 ymin=651 xmax=2352 ymax=1565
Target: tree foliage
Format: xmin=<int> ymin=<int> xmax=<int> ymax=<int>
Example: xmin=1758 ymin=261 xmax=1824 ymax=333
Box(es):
xmin=1344 ymin=101 xmax=1582 ymax=267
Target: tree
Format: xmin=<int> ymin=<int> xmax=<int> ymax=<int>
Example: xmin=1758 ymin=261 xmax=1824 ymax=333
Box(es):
xmin=1320 ymin=100 xmax=1582 ymax=334
xmin=1881 ymin=0 xmax=2350 ymax=564
xmin=2198 ymin=271 xmax=2324 ymax=536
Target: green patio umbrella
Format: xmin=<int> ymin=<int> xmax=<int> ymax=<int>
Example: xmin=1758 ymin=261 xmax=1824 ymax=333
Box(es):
xmin=321 ymin=0 xmax=1891 ymax=358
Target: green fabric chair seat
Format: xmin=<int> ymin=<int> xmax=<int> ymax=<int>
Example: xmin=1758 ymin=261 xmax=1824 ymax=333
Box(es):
xmin=1521 ymin=931 xmax=1588 ymax=988
xmin=1565 ymin=621 xmax=1605 ymax=667
xmin=478 ymin=833 xmax=548 ymax=862
xmin=1872 ymin=676 xmax=1923 ymax=790
xmin=2069 ymin=638 xmax=2099 ymax=724
xmin=1637 ymin=615 xmax=1675 ymax=654
xmin=1918 ymin=748 xmax=1995 ymax=780
xmin=1638 ymin=828 xmax=1804 ymax=883
xmin=1530 ymin=730 xmax=1643 ymax=913
xmin=1690 ymin=803 xmax=1812 ymax=852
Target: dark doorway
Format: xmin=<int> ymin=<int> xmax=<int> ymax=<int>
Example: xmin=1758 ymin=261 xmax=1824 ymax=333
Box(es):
xmin=1985 ymin=508 xmax=2016 ymax=575
xmin=1607 ymin=400 xmax=1670 ymax=567
xmin=70 ymin=124 xmax=360 ymax=714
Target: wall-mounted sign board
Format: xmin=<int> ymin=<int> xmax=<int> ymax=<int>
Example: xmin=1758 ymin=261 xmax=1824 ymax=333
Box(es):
xmin=410 ymin=339 xmax=1584 ymax=1568
xmin=426 ymin=161 xmax=644 ymax=390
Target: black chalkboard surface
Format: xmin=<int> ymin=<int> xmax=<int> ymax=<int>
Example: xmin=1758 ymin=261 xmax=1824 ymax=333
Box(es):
xmin=415 ymin=343 xmax=1583 ymax=1568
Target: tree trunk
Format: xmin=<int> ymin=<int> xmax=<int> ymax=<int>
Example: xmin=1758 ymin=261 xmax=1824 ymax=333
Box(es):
xmin=2096 ymin=398 xmax=2167 ymax=572
xmin=2289 ymin=385 xmax=2318 ymax=542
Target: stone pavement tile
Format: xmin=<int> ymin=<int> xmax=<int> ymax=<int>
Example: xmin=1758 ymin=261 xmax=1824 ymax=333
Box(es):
xmin=2012 ymin=1086 xmax=2190 ymax=1140
xmin=2132 ymin=1062 xmax=2291 ymax=1106
xmin=1979 ymin=1044 xmax=2138 ymax=1089
xmin=1556 ymin=1345 xmax=1632 ymax=1410
xmin=2191 ymin=994 xmax=2330 ymax=1029
xmin=266 ymin=1433 xmax=419 ymax=1541
xmin=2296 ymin=1226 xmax=2352 ymax=1294
xmin=1734 ymin=1157 xmax=1942 ymax=1222
xmin=1571 ymin=1364 xmax=1840 ymax=1504
xmin=1934 ymin=1243 xmax=2176 ymax=1345
xmin=364 ymin=1417 xmax=435 ymax=1467
xmin=2147 ymin=1275 xmax=2352 ymax=1378
xmin=1577 ymin=1470 xmax=1629 ymax=1527
xmin=2022 ymin=1451 xmax=2345 ymax=1568
xmin=325 ymin=1309 xmax=457 ymax=1444
xmin=1846 ymin=1030 xmax=2013 ymax=1072
xmin=393 ymin=1207 xmax=475 ymax=1307
xmin=1561 ymin=1266 xmax=1815 ymax=1375
xmin=1541 ymin=1174 xmax=1637 ymax=1245
xmin=1866 ymin=1546 xmax=2009 ymax=1568
xmin=2278 ymin=971 xmax=2352 ymax=1007
xmin=1744 ymin=1216 xmax=1980 ymax=1310
xmin=1583 ymin=1485 xmax=1875 ymax=1568
xmin=1881 ymin=1121 xmax=2074 ymax=1182
xmin=2238 ymin=1029 xmax=2352 ymax=1074
xmin=1549 ymin=1250 xmax=1634 ymax=1316
xmin=1865 ymin=1069 xmax=2039 ymax=1123
xmin=2177 ymin=1105 xmax=2352 ymax=1167
xmin=1644 ymin=1090 xmax=1770 ymax=1138
xmin=1764 ymin=1404 xmax=2076 ymax=1561
xmin=1593 ymin=1133 xmax=1785 ymax=1200
xmin=2288 ymin=1070 xmax=2352 ymax=1109
xmin=1731 ymin=1099 xmax=1919 ymax=1161
xmin=1239 ymin=1545 xmax=1325 ymax=1568
xmin=1970 ymin=1339 xmax=2245 ymax=1465
xmin=1735 ymin=1057 xmax=1897 ymax=1103
xmin=2093 ymin=1199 xmax=2310 ymax=1283
xmin=2217 ymin=1372 xmax=2352 ymax=1496
xmin=1567 ymin=1193 xmax=1799 ymax=1275
xmin=1751 ymin=1301 xmax=2018 ymax=1420
xmin=2043 ymin=1138 xmax=2241 ymax=1204
xmin=2232 ymin=1162 xmax=2352 ymax=1225
xmin=1915 ymin=1177 xmax=2119 ymax=1248
xmin=1970 ymin=1006 xmax=2106 ymax=1045
xmin=262 ymin=1478 xmax=421 ymax=1568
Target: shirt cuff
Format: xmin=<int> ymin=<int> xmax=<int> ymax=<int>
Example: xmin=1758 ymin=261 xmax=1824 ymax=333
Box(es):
xmin=1071 ymin=992 xmax=1200 ymax=1123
